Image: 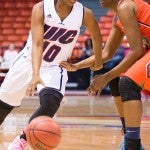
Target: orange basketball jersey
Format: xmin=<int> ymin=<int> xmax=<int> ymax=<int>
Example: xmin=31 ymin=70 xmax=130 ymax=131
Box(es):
xmin=116 ymin=0 xmax=150 ymax=91
xmin=116 ymin=0 xmax=150 ymax=40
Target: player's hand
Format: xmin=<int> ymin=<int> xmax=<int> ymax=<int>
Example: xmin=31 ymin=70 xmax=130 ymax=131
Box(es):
xmin=26 ymin=74 xmax=45 ymax=96
xmin=87 ymin=74 xmax=108 ymax=97
xmin=59 ymin=61 xmax=77 ymax=72
xmin=90 ymin=63 xmax=103 ymax=71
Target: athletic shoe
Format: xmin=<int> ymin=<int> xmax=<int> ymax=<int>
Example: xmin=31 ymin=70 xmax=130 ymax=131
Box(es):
xmin=8 ymin=136 xmax=27 ymax=150
xmin=118 ymin=139 xmax=145 ymax=150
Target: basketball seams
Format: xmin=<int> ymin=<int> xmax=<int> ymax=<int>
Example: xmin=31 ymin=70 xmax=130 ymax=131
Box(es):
xmin=26 ymin=116 xmax=61 ymax=149
xmin=29 ymin=129 xmax=61 ymax=137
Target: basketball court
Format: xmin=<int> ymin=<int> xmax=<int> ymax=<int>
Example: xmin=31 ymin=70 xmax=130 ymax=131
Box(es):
xmin=0 ymin=91 xmax=150 ymax=150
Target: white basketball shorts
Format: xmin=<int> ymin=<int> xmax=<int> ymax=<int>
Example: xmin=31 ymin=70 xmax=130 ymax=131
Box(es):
xmin=0 ymin=52 xmax=68 ymax=106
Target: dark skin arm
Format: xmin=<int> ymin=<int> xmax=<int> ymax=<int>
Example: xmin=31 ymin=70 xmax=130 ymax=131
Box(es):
xmin=87 ymin=1 xmax=144 ymax=96
xmin=82 ymin=7 xmax=103 ymax=70
xmin=60 ymin=16 xmax=124 ymax=71
xmin=60 ymin=7 xmax=103 ymax=71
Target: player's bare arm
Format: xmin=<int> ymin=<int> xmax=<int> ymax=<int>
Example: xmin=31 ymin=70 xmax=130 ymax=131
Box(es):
xmin=103 ymin=1 xmax=144 ymax=82
xmin=26 ymin=2 xmax=45 ymax=96
xmin=87 ymin=0 xmax=145 ymax=96
xmin=83 ymin=7 xmax=103 ymax=70
xmin=60 ymin=55 xmax=95 ymax=71
xmin=102 ymin=17 xmax=124 ymax=63
xmin=60 ymin=18 xmax=123 ymax=72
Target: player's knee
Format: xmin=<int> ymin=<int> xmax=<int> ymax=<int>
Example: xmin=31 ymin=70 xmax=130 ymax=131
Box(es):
xmin=39 ymin=87 xmax=63 ymax=117
xmin=119 ymin=76 xmax=142 ymax=102
xmin=108 ymin=77 xmax=120 ymax=97
xmin=0 ymin=100 xmax=14 ymax=124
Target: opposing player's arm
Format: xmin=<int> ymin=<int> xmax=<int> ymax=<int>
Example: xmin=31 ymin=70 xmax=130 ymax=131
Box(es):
xmin=31 ymin=2 xmax=44 ymax=76
xmin=60 ymin=14 xmax=123 ymax=72
xmin=102 ymin=16 xmax=124 ymax=63
xmin=83 ymin=7 xmax=103 ymax=70
xmin=104 ymin=1 xmax=144 ymax=81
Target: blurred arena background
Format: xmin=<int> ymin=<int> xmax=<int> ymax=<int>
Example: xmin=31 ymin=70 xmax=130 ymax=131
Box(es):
xmin=0 ymin=0 xmax=150 ymax=149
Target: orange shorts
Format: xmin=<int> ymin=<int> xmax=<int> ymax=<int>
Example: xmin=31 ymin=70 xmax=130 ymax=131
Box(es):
xmin=124 ymin=50 xmax=150 ymax=92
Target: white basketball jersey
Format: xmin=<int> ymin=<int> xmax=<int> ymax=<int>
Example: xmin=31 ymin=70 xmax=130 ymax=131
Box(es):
xmin=43 ymin=0 xmax=83 ymax=66
xmin=24 ymin=0 xmax=83 ymax=66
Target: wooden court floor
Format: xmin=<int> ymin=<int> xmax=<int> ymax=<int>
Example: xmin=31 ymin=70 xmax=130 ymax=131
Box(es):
xmin=0 ymin=92 xmax=150 ymax=150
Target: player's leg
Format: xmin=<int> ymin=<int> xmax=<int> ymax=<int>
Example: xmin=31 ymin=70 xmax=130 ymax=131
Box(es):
xmin=29 ymin=66 xmax=67 ymax=122
xmin=0 ymin=52 xmax=32 ymax=125
xmin=109 ymin=77 xmax=126 ymax=134
xmin=109 ymin=77 xmax=145 ymax=150
xmin=10 ymin=66 xmax=68 ymax=150
xmin=119 ymin=76 xmax=142 ymax=150
xmin=119 ymin=51 xmax=150 ymax=150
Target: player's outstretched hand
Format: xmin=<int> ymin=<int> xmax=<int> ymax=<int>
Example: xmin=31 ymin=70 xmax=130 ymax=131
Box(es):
xmin=26 ymin=74 xmax=45 ymax=96
xmin=87 ymin=74 xmax=108 ymax=97
xmin=59 ymin=61 xmax=77 ymax=72
xmin=90 ymin=63 xmax=103 ymax=71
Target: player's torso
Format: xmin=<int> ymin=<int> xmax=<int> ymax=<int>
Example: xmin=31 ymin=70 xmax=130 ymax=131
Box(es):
xmin=42 ymin=0 xmax=83 ymax=66
xmin=116 ymin=0 xmax=150 ymax=40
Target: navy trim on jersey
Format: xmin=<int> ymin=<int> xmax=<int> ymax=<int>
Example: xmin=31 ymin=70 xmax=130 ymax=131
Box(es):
xmin=59 ymin=67 xmax=63 ymax=91
xmin=11 ymin=52 xmax=25 ymax=67
xmin=82 ymin=6 xmax=85 ymax=24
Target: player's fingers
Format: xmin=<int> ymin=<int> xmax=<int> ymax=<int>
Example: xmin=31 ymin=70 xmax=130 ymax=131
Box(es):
xmin=31 ymin=85 xmax=36 ymax=96
xmin=26 ymin=85 xmax=32 ymax=96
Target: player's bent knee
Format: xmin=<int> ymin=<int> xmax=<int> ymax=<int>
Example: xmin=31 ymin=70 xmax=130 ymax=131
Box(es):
xmin=0 ymin=100 xmax=14 ymax=124
xmin=29 ymin=88 xmax=63 ymax=122
xmin=119 ymin=76 xmax=142 ymax=102
xmin=108 ymin=77 xmax=120 ymax=97
xmin=39 ymin=87 xmax=63 ymax=104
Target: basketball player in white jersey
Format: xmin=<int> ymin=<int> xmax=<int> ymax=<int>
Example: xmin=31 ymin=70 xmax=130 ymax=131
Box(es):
xmin=0 ymin=0 xmax=103 ymax=149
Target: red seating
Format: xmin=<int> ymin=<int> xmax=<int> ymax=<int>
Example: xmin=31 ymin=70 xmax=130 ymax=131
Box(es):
xmin=7 ymin=35 xmax=20 ymax=41
xmin=8 ymin=10 xmax=21 ymax=16
xmin=1 ymin=23 xmax=13 ymax=28
xmin=2 ymin=29 xmax=15 ymax=35
xmin=14 ymin=41 xmax=24 ymax=48
xmin=15 ymin=29 xmax=29 ymax=35
xmin=21 ymin=9 xmax=31 ymax=16
xmin=99 ymin=16 xmax=112 ymax=23
xmin=13 ymin=23 xmax=24 ymax=28
xmin=77 ymin=35 xmax=88 ymax=43
xmin=3 ymin=16 xmax=15 ymax=22
xmin=100 ymin=29 xmax=110 ymax=36
xmin=106 ymin=11 xmax=114 ymax=17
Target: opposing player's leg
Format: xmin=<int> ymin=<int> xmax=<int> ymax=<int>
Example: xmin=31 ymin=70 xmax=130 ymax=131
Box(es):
xmin=9 ymin=66 xmax=68 ymax=150
xmin=109 ymin=77 xmax=126 ymax=134
xmin=0 ymin=52 xmax=32 ymax=125
xmin=109 ymin=77 xmax=145 ymax=150
xmin=118 ymin=51 xmax=150 ymax=150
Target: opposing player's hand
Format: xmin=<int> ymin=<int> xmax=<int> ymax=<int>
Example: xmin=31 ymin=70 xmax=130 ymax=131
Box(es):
xmin=26 ymin=74 xmax=45 ymax=96
xmin=87 ymin=74 xmax=108 ymax=97
xmin=59 ymin=61 xmax=77 ymax=72
xmin=90 ymin=63 xmax=103 ymax=71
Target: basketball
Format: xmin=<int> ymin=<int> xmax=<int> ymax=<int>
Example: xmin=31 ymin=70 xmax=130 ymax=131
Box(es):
xmin=26 ymin=116 xmax=61 ymax=150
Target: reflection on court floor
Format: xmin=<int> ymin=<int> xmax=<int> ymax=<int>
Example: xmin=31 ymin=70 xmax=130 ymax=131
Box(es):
xmin=0 ymin=94 xmax=150 ymax=150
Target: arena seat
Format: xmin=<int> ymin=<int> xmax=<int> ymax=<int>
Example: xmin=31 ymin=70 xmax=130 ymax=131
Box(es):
xmin=0 ymin=0 xmax=39 ymax=50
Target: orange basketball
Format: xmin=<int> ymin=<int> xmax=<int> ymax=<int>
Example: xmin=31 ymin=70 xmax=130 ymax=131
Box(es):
xmin=26 ymin=116 xmax=61 ymax=150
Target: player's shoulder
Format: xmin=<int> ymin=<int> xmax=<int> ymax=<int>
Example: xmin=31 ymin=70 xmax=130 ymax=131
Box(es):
xmin=32 ymin=1 xmax=43 ymax=16
xmin=83 ymin=6 xmax=95 ymax=21
xmin=117 ymin=0 xmax=135 ymax=11
xmin=32 ymin=1 xmax=43 ymax=11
